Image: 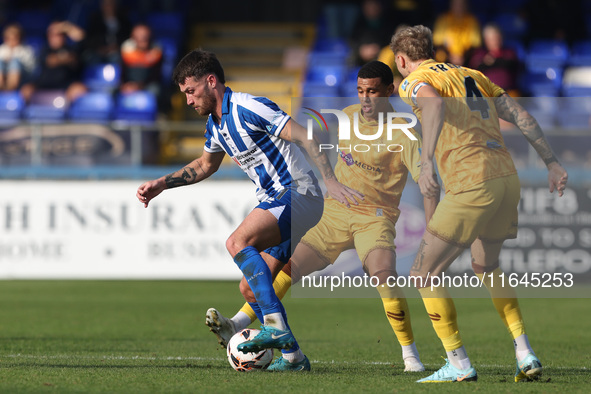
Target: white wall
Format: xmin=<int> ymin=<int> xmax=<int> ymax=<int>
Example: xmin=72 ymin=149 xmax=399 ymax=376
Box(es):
xmin=0 ymin=180 xmax=258 ymax=279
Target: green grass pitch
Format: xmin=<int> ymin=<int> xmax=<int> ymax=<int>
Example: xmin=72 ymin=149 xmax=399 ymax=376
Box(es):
xmin=0 ymin=280 xmax=589 ymax=393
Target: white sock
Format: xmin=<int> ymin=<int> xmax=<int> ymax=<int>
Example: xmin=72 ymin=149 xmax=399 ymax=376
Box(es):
xmin=446 ymin=346 xmax=472 ymax=370
xmin=230 ymin=311 xmax=252 ymax=332
xmin=514 ymin=334 xmax=535 ymax=362
xmin=263 ymin=312 xmax=287 ymax=331
xmin=401 ymin=342 xmax=420 ymax=360
xmin=282 ymin=348 xmax=304 ymax=363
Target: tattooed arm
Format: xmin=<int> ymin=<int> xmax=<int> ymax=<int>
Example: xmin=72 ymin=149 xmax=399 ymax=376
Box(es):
xmin=280 ymin=119 xmax=364 ymax=207
xmin=494 ymin=93 xmax=568 ymax=196
xmin=136 ymin=151 xmax=225 ymax=207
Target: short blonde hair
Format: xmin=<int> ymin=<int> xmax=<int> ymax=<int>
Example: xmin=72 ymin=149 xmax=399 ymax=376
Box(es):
xmin=390 ymin=25 xmax=433 ymax=61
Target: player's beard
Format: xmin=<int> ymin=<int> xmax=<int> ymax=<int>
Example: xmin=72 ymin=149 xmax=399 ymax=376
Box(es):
xmin=197 ymin=86 xmax=217 ymax=116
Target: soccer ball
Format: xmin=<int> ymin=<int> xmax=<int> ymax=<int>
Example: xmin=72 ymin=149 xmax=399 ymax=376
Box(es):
xmin=227 ymin=329 xmax=273 ymax=371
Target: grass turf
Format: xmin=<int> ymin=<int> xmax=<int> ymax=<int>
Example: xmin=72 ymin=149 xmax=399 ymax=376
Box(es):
xmin=0 ymin=280 xmax=589 ymax=393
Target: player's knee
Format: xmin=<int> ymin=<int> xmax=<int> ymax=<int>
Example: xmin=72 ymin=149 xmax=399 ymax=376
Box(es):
xmin=225 ymin=236 xmax=243 ymax=258
xmin=239 ymin=279 xmax=256 ymax=303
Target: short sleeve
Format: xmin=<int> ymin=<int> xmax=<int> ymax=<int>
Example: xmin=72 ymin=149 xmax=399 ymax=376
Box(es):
xmin=399 ymin=77 xmax=431 ymax=106
xmin=203 ymin=123 xmax=224 ymax=154
xmin=239 ymin=97 xmax=291 ymax=137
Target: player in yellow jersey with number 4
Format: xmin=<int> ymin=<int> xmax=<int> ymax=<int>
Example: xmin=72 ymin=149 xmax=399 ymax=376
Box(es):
xmin=390 ymin=25 xmax=568 ymax=383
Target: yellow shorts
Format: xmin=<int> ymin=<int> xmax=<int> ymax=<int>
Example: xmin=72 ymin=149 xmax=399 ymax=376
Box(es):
xmin=427 ymin=174 xmax=520 ymax=247
xmin=300 ymin=199 xmax=397 ymax=265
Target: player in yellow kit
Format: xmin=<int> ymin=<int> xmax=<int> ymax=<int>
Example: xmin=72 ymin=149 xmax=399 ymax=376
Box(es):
xmin=390 ymin=25 xmax=568 ymax=383
xmin=206 ymin=60 xmax=438 ymax=372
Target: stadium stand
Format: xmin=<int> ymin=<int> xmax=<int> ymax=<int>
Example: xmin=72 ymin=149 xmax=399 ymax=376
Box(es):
xmin=83 ymin=63 xmax=121 ymax=92
xmin=22 ymin=90 xmax=68 ymax=123
xmin=0 ymin=0 xmax=590 ymax=174
xmin=68 ymin=91 xmax=114 ymax=122
xmin=0 ymin=90 xmax=24 ymax=126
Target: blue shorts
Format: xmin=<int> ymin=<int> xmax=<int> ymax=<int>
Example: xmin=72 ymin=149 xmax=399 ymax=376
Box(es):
xmin=258 ymin=188 xmax=324 ymax=262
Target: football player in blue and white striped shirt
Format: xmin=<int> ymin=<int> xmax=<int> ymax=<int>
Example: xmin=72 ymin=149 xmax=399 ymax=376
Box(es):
xmin=136 ymin=49 xmax=363 ymax=371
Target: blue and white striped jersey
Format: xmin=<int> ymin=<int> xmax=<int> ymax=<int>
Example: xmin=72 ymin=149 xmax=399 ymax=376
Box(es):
xmin=204 ymin=87 xmax=321 ymax=202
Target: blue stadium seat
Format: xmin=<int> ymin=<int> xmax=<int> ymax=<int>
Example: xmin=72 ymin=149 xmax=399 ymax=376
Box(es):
xmin=312 ymin=38 xmax=350 ymax=56
xmin=155 ymin=37 xmax=179 ymax=81
xmin=569 ymin=41 xmax=591 ymax=66
xmin=346 ymin=66 xmax=361 ymax=83
xmin=562 ymin=86 xmax=591 ymax=97
xmin=522 ymin=97 xmax=558 ymax=129
xmin=146 ymin=12 xmax=184 ymax=40
xmin=494 ymin=13 xmax=528 ymax=40
xmin=23 ymin=90 xmax=68 ymax=123
xmin=113 ymin=91 xmax=157 ymax=122
xmin=562 ymin=66 xmax=591 ymax=96
xmin=525 ymin=40 xmax=569 ymax=73
xmin=14 ymin=10 xmax=51 ymax=38
xmin=308 ymin=51 xmax=349 ymax=67
xmin=83 ymin=63 xmax=121 ymax=92
xmin=68 ymin=92 xmax=114 ymax=122
xmin=504 ymin=39 xmax=526 ymax=61
xmin=556 ymin=96 xmax=591 ymax=128
xmin=302 ymin=82 xmax=340 ymax=97
xmin=305 ymin=64 xmax=346 ymax=95
xmin=340 ymin=80 xmax=359 ymax=97
xmin=0 ymin=91 xmax=25 ymax=126
xmin=521 ymin=69 xmax=563 ymax=97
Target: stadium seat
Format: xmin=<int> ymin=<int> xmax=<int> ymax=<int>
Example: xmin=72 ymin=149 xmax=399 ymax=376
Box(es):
xmin=525 ymin=40 xmax=569 ymax=73
xmin=521 ymin=68 xmax=563 ymax=97
xmin=569 ymin=41 xmax=591 ymax=66
xmin=14 ymin=10 xmax=51 ymax=38
xmin=113 ymin=91 xmax=157 ymax=122
xmin=562 ymin=66 xmax=591 ymax=96
xmin=146 ymin=12 xmax=184 ymax=40
xmin=302 ymin=82 xmax=340 ymax=97
xmin=155 ymin=37 xmax=179 ymax=82
xmin=306 ymin=65 xmax=346 ymax=87
xmin=68 ymin=92 xmax=114 ymax=122
xmin=308 ymin=51 xmax=349 ymax=67
xmin=556 ymin=96 xmax=591 ymax=129
xmin=312 ymin=38 xmax=351 ymax=56
xmin=0 ymin=91 xmax=25 ymax=126
xmin=521 ymin=97 xmax=558 ymax=129
xmin=23 ymin=90 xmax=68 ymax=123
xmin=504 ymin=39 xmax=526 ymax=62
xmin=340 ymin=80 xmax=359 ymax=97
xmin=493 ymin=13 xmax=528 ymax=40
xmin=83 ymin=63 xmax=121 ymax=92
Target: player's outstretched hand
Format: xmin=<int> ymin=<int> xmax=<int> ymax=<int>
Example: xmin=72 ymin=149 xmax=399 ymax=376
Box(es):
xmin=136 ymin=179 xmax=165 ymax=208
xmin=418 ymin=161 xmax=440 ymax=198
xmin=548 ymin=162 xmax=568 ymax=197
xmin=325 ymin=178 xmax=364 ymax=208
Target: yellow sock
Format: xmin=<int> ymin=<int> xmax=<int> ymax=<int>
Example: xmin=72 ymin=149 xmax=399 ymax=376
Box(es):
xmin=475 ymin=268 xmax=525 ymax=339
xmin=377 ymin=285 xmax=414 ymax=346
xmin=418 ymin=286 xmax=463 ymax=351
xmin=239 ymin=270 xmax=293 ymax=323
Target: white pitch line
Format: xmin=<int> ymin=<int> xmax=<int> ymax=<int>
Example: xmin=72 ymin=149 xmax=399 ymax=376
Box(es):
xmin=0 ymin=354 xmax=586 ymax=370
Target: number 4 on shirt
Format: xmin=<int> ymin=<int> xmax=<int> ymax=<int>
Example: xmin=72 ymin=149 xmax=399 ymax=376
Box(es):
xmin=464 ymin=76 xmax=490 ymax=119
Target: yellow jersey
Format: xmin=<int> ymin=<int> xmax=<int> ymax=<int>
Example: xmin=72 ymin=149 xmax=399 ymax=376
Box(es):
xmin=328 ymin=103 xmax=422 ymax=222
xmin=399 ymin=59 xmax=517 ymax=194
xmin=432 ymin=13 xmax=481 ymax=58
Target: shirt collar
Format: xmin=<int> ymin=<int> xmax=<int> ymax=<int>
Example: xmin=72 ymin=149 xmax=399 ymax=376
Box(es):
xmin=222 ymin=86 xmax=232 ymax=115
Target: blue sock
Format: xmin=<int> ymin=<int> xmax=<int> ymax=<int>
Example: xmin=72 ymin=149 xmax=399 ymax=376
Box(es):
xmin=247 ymin=302 xmax=264 ymax=324
xmin=278 ymin=302 xmax=300 ymax=352
xmin=234 ymin=246 xmax=282 ymax=315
